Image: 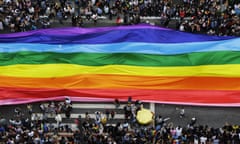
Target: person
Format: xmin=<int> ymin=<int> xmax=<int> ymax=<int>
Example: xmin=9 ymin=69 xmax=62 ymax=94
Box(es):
xmin=14 ymin=107 xmax=22 ymax=118
xmin=65 ymin=97 xmax=72 ymax=106
xmin=0 ymin=20 xmax=3 ymax=31
xmin=155 ymin=115 xmax=164 ymax=127
xmin=135 ymin=100 xmax=142 ymax=113
xmin=128 ymin=96 xmax=132 ymax=104
xmin=75 ymin=115 xmax=82 ymax=131
xmin=27 ymin=104 xmax=33 ymax=116
xmin=111 ymin=110 xmax=115 ymax=119
xmin=124 ymin=103 xmax=132 ymax=120
xmin=77 ymin=15 xmax=83 ymax=27
xmin=55 ymin=112 xmax=62 ymax=128
xmin=85 ymin=112 xmax=90 ymax=121
xmin=65 ymin=105 xmax=72 ymax=119
xmin=59 ymin=136 xmax=66 ymax=144
xmin=200 ymin=134 xmax=207 ymax=144
xmin=188 ymin=117 xmax=197 ymax=127
xmin=180 ymin=107 xmax=185 ymax=118
xmin=74 ymin=130 xmax=81 ymax=144
xmin=105 ymin=109 xmax=110 ymax=120
xmin=176 ymin=126 xmax=182 ymax=137
xmin=114 ymin=99 xmax=120 ymax=109
xmin=56 ymin=9 xmax=64 ymax=25
xmin=72 ymin=15 xmax=77 ymax=26
xmin=95 ymin=111 xmax=101 ymax=126
xmin=39 ymin=103 xmax=46 ymax=114
xmin=92 ymin=12 xmax=98 ymax=25
xmin=116 ymin=16 xmax=122 ymax=25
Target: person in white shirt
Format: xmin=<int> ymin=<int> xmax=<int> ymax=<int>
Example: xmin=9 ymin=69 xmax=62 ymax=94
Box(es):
xmin=180 ymin=107 xmax=185 ymax=118
xmin=92 ymin=13 xmax=98 ymax=25
xmin=55 ymin=113 xmax=62 ymax=128
xmin=200 ymin=135 xmax=207 ymax=144
xmin=176 ymin=126 xmax=182 ymax=137
xmin=194 ymin=136 xmax=199 ymax=144
xmin=179 ymin=24 xmax=185 ymax=31
xmin=65 ymin=97 xmax=72 ymax=105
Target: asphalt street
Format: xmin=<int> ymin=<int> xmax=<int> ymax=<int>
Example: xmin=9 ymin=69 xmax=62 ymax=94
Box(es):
xmin=0 ymin=101 xmax=240 ymax=129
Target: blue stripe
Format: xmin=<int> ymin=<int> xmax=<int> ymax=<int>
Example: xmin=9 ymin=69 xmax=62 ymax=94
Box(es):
xmin=0 ymin=38 xmax=239 ymax=55
xmin=0 ymin=29 xmax=234 ymax=44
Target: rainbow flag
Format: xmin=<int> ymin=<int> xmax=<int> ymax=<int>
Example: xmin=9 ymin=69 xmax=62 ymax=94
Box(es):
xmin=0 ymin=25 xmax=240 ymax=106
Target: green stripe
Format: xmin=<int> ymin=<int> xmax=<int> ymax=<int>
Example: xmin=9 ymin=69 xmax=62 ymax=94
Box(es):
xmin=0 ymin=51 xmax=240 ymax=66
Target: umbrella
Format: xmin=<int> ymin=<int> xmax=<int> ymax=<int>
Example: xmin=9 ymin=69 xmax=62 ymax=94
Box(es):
xmin=136 ymin=108 xmax=153 ymax=125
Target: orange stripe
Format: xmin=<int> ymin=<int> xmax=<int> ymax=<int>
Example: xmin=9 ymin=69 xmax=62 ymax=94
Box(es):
xmin=0 ymin=74 xmax=240 ymax=90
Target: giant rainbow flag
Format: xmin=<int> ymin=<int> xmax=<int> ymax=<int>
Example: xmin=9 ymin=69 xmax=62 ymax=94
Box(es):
xmin=0 ymin=25 xmax=240 ymax=106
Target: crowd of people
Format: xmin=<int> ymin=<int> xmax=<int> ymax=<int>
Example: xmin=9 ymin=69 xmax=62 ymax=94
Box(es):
xmin=0 ymin=98 xmax=240 ymax=144
xmin=176 ymin=0 xmax=240 ymax=36
xmin=0 ymin=0 xmax=239 ymax=36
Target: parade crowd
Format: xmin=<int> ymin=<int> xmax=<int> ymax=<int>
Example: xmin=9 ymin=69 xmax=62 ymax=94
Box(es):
xmin=0 ymin=98 xmax=240 ymax=144
xmin=0 ymin=0 xmax=239 ymax=36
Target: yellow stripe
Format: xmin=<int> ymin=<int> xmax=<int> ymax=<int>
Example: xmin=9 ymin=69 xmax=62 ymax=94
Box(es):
xmin=0 ymin=64 xmax=239 ymax=78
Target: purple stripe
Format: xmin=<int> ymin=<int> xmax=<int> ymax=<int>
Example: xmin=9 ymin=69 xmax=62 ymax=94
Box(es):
xmin=0 ymin=24 xmax=234 ymax=44
xmin=0 ymin=24 xmax=169 ymax=38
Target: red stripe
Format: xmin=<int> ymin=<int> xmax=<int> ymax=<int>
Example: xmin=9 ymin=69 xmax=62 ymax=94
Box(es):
xmin=1 ymin=87 xmax=240 ymax=105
